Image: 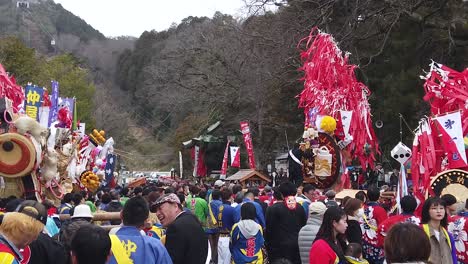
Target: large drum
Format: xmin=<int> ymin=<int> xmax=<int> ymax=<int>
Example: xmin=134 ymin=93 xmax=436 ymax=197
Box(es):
xmin=0 ymin=133 xmax=36 ymax=178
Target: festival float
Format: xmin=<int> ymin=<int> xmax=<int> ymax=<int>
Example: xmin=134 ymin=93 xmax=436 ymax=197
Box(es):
xmin=292 ymin=28 xmax=380 ymax=191
xmin=0 ymin=63 xmax=119 ymax=205
xmin=408 ymin=62 xmax=468 ymax=202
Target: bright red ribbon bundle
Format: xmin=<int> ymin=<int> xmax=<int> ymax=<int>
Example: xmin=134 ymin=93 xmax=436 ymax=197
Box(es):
xmin=297 ymin=28 xmax=379 ymax=169
xmin=411 ymin=62 xmax=468 ymax=195
xmin=422 ymin=62 xmax=468 ymax=133
xmin=0 ymin=63 xmax=24 ymax=111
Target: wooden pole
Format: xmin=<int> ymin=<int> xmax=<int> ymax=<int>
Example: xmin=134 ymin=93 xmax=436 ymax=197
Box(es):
xmin=59 ymin=212 xmax=121 ymax=221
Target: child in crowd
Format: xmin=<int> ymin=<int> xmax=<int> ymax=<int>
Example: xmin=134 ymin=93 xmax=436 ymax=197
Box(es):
xmin=345 ymin=243 xmax=369 ymax=264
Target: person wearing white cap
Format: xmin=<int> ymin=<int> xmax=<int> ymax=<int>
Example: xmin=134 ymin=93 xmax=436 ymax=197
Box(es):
xmin=298 ymin=202 xmax=327 ymax=264
xmin=57 ymin=204 xmax=93 ymax=255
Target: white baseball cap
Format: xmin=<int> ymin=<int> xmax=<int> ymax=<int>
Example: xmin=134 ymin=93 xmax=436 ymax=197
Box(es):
xmin=214 ymin=180 xmax=225 ymax=187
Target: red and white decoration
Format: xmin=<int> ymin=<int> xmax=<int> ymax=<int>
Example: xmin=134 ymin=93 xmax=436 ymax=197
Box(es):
xmin=433 ymin=111 xmax=467 ymax=169
xmin=410 ymin=61 xmax=468 ymax=196
xmin=230 ymin=146 xmax=240 ymax=168
xmin=220 ymin=141 xmax=230 ymax=179
xmin=297 ymin=27 xmax=380 ymax=170
xmin=240 ymin=121 xmax=256 ymax=169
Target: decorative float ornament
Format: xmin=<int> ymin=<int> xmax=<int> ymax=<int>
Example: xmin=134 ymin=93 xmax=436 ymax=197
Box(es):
xmin=89 ymin=129 xmax=106 ymax=146
xmin=320 ymin=115 xmax=337 ymax=134
xmin=0 ymin=133 xmax=36 ymax=178
xmin=391 ymin=142 xmax=412 ymax=165
xmin=297 ymin=27 xmax=379 ymax=170
xmin=301 ymin=132 xmax=341 ymax=189
xmin=55 ymin=105 xmax=72 ymax=129
xmin=80 ymin=170 xmax=100 ymax=191
xmin=430 ymin=169 xmax=468 ymax=202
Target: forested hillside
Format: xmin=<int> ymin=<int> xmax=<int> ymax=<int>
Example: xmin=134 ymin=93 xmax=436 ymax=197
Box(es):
xmin=116 ymin=1 xmax=468 ymax=171
xmin=1 ymin=0 xmax=468 ymax=172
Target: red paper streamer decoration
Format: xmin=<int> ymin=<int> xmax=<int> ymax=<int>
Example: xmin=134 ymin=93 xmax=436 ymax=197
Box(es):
xmin=297 ymin=28 xmax=380 ymax=169
xmin=0 ymin=64 xmax=24 ymax=112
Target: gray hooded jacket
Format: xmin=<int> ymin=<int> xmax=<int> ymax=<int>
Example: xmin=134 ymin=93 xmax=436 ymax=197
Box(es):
xmin=298 ymin=214 xmax=323 ymax=264
xmin=238 ymin=219 xmax=261 ymax=239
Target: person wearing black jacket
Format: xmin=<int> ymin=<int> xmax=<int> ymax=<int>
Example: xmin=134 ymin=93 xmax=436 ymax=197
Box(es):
xmin=265 ymin=182 xmax=306 ymax=264
xmin=153 ymin=193 xmax=208 ymax=264
xmin=343 ymin=198 xmax=363 ymax=245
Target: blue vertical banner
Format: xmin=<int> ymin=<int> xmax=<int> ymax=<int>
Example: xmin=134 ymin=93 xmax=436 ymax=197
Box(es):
xmin=24 ymin=85 xmax=44 ymax=121
xmin=105 ymin=154 xmax=117 ymax=184
xmin=48 ymin=81 xmax=59 ymax=127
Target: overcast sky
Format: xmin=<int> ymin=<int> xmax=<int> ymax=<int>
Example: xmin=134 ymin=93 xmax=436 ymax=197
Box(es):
xmin=53 ymin=0 xmax=248 ymax=37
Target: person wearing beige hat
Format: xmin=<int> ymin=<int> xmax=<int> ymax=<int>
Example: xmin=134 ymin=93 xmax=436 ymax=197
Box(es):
xmin=298 ymin=201 xmax=327 ymax=264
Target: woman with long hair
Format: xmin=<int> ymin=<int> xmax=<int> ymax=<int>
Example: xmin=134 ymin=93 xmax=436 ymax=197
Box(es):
xmin=421 ymin=197 xmax=457 ymax=264
xmin=309 ymin=206 xmax=348 ymax=264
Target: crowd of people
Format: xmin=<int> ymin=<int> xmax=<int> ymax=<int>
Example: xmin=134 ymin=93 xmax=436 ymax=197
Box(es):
xmin=0 ymin=179 xmax=467 ymax=264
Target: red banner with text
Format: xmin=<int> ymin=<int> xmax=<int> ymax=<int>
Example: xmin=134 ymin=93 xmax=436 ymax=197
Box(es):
xmin=240 ymin=121 xmax=256 ymax=169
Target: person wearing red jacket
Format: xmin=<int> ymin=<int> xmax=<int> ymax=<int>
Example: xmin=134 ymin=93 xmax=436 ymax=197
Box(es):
xmin=448 ymin=199 xmax=468 ymax=264
xmin=377 ymin=195 xmax=421 ymax=247
xmin=360 ymin=187 xmax=388 ymax=264
xmin=309 ymin=207 xmax=348 ymax=264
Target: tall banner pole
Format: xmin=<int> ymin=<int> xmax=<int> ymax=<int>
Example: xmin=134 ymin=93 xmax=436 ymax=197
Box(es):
xmin=220 ymin=140 xmax=230 ymax=179
xmin=240 ymin=121 xmax=256 ymax=169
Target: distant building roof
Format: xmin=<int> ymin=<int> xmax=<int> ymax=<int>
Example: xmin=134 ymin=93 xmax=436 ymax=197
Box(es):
xmin=226 ymin=169 xmax=271 ymax=182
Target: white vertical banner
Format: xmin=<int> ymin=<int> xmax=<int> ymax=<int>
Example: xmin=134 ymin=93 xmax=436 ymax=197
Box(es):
xmin=179 ymin=151 xmax=183 ymax=179
xmin=78 ymin=122 xmax=86 ymax=136
xmin=193 ymin=145 xmax=199 ymax=177
xmin=230 ymin=146 xmax=240 ymax=167
xmin=433 ymin=111 xmax=467 ymax=168
xmin=38 ymin=106 xmax=50 ymax=128
xmin=339 ymin=110 xmax=353 ymax=138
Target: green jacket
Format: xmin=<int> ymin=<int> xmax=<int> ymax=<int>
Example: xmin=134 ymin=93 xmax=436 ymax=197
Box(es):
xmin=185 ymin=195 xmax=208 ymax=226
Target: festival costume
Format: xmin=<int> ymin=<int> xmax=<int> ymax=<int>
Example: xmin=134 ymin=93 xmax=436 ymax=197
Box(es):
xmin=186 ymin=195 xmax=209 ymax=227
xmin=0 ymin=235 xmax=21 ymax=264
xmin=345 ymin=256 xmax=369 ymax=264
xmin=145 ymin=224 xmax=166 ymax=240
xmin=219 ymin=201 xmax=235 ymax=264
xmin=58 ymin=203 xmax=72 ymax=214
xmin=230 ymin=220 xmax=264 ymax=264
xmin=108 ymin=226 xmax=172 ymax=264
xmin=360 ymin=202 xmax=387 ymax=264
xmin=207 ymin=199 xmax=224 ymax=234
xmin=377 ymin=213 xmax=421 ymax=247
xmin=233 ymin=199 xmax=266 ymax=228
xmin=447 ymin=211 xmax=468 ymax=264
